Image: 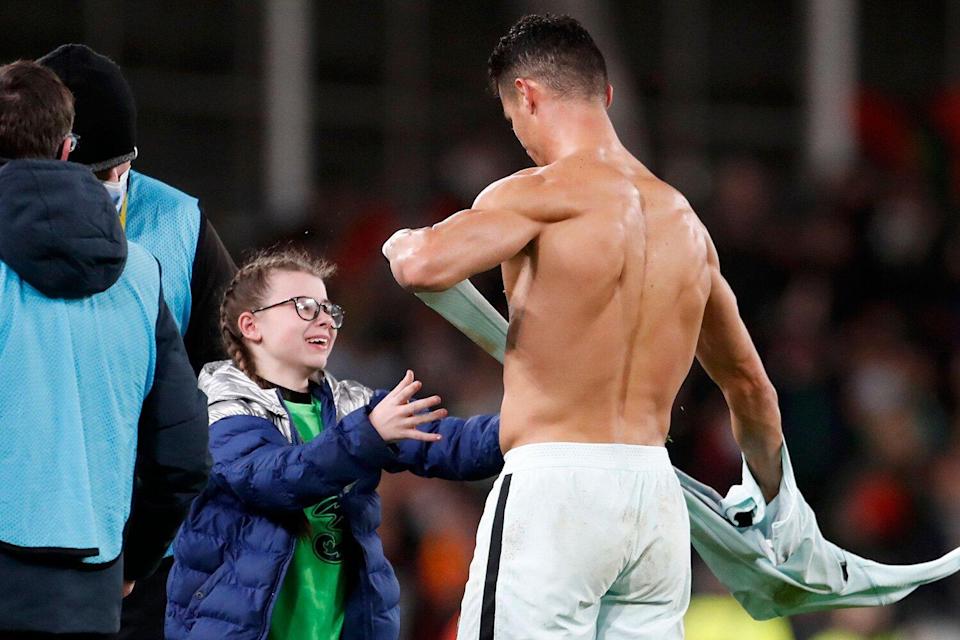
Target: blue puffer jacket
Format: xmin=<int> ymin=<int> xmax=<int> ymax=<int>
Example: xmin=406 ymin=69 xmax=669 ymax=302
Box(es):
xmin=166 ymin=361 xmax=503 ymax=640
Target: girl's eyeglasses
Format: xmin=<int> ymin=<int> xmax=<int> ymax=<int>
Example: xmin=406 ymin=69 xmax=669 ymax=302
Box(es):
xmin=251 ymin=296 xmax=344 ymax=329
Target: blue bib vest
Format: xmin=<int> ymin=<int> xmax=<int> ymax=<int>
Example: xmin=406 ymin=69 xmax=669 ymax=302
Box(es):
xmin=123 ymin=170 xmax=200 ymax=335
xmin=0 ymin=242 xmax=160 ymax=564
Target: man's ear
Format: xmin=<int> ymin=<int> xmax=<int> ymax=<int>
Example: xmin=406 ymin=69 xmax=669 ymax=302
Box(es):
xmin=605 ymin=83 xmax=613 ymax=109
xmin=58 ymin=138 xmax=71 ymax=161
xmin=515 ymin=78 xmax=539 ymax=115
xmin=237 ymin=311 xmax=262 ymax=342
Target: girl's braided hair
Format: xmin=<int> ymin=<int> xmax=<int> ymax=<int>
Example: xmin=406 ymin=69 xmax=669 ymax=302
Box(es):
xmin=220 ymin=246 xmax=336 ymax=388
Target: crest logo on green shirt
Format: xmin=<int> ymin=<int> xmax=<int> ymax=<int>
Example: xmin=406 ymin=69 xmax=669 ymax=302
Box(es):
xmin=271 ymin=395 xmax=348 ymax=640
xmin=310 ymin=495 xmax=345 ymax=564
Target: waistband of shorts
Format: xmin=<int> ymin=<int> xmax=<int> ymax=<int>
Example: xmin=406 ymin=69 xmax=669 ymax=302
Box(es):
xmin=502 ymin=442 xmax=672 ymax=473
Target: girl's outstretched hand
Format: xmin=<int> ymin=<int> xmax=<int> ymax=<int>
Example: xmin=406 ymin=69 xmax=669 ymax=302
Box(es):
xmin=370 ymin=370 xmax=447 ymax=443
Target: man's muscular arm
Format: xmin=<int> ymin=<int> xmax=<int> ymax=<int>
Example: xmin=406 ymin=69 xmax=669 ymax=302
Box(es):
xmin=696 ymin=230 xmax=783 ymax=502
xmin=383 ymin=172 xmax=565 ymax=291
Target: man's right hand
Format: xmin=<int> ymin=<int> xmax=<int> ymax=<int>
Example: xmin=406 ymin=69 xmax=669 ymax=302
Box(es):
xmin=382 ymin=228 xmax=413 ymax=260
xmin=370 ymin=370 xmax=448 ymax=443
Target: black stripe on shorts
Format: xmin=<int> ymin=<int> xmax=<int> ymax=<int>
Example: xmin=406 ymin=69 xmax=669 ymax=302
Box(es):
xmin=479 ymin=473 xmax=512 ymax=640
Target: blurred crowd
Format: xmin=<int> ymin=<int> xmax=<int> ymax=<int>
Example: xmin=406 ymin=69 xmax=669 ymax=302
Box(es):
xmin=677 ymin=152 xmax=960 ymax=640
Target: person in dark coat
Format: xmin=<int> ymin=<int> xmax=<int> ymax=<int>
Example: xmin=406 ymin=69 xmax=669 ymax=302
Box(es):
xmin=0 ymin=60 xmax=210 ymax=638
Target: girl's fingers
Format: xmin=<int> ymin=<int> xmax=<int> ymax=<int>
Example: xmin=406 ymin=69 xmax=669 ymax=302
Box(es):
xmin=395 ymin=379 xmax=422 ymax=403
xmin=401 ymin=428 xmax=443 ymax=442
xmin=385 ymin=370 xmax=415 ymax=399
xmin=409 ymin=408 xmax=448 ymax=425
xmin=405 ymin=395 xmax=442 ymax=414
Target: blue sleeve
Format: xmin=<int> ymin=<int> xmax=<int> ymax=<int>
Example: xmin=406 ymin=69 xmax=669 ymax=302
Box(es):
xmin=210 ymin=408 xmax=395 ymax=512
xmin=361 ymin=390 xmax=504 ymax=480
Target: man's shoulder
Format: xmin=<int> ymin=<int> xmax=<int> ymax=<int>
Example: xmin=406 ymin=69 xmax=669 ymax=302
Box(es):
xmin=129 ymin=170 xmax=199 ymax=209
xmin=637 ymin=174 xmax=698 ymax=221
xmin=474 ymin=168 xmax=544 ymax=206
xmin=472 ymin=167 xmax=585 ymax=226
xmin=123 ymin=238 xmax=162 ymax=273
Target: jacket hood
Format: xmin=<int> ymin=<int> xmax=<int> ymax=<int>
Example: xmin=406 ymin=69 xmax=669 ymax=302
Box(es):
xmin=0 ymin=159 xmax=125 ymax=297
xmin=199 ymin=360 xmax=287 ymax=417
xmin=199 ymin=360 xmax=375 ymax=424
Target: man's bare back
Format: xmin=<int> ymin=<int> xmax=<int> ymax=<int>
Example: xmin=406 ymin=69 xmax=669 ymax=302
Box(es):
xmin=384 ymin=140 xmax=781 ymax=495
xmin=489 ymin=149 xmax=711 ymax=451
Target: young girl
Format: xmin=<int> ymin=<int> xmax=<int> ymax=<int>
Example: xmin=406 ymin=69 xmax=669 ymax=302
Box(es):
xmin=165 ymin=248 xmax=502 ymax=640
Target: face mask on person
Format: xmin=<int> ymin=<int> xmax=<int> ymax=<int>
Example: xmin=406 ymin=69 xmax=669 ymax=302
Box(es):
xmin=101 ymin=168 xmax=130 ymax=212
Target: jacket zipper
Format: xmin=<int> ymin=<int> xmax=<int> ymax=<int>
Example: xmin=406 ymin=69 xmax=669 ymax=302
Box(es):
xmin=256 ymin=390 xmax=301 ymax=640
xmin=259 ymin=384 xmax=366 ymax=639
xmin=257 ymin=535 xmax=296 ymax=640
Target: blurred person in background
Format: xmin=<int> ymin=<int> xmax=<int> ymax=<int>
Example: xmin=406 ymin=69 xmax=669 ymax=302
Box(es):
xmin=0 ymin=59 xmax=209 ymax=638
xmin=808 ymin=608 xmax=901 ymax=640
xmin=38 ymin=43 xmax=237 ymax=640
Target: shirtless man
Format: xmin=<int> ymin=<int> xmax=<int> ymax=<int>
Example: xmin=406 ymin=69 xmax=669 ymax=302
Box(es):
xmin=383 ymin=14 xmax=783 ymax=640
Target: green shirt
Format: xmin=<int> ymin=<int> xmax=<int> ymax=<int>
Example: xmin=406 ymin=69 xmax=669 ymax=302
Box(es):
xmin=269 ymin=395 xmax=348 ymax=640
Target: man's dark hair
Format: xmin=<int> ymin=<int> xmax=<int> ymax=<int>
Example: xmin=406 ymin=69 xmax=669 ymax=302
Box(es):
xmin=0 ymin=60 xmax=74 ymax=160
xmin=488 ymin=14 xmax=608 ymax=101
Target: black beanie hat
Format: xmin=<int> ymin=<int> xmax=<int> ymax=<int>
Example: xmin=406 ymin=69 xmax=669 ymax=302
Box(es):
xmin=38 ymin=44 xmax=137 ymax=171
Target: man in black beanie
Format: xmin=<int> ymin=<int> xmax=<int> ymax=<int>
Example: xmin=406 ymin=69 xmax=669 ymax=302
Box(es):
xmin=38 ymin=45 xmax=137 ymax=171
xmin=39 ymin=44 xmax=236 ymax=640
xmin=40 ymin=44 xmax=237 ymax=372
